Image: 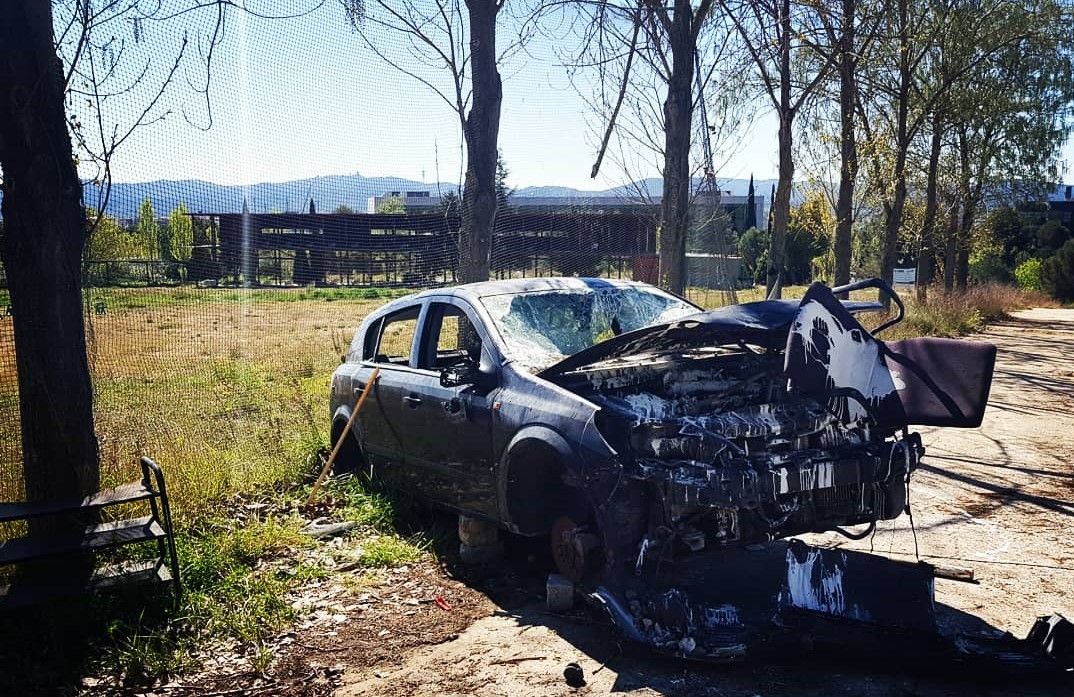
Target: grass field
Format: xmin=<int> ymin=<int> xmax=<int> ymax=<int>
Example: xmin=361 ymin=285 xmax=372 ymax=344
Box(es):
xmin=0 ymin=287 xmax=413 ymax=512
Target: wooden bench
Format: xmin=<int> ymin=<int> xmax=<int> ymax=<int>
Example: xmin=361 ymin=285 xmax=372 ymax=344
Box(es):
xmin=0 ymin=457 xmax=180 ymax=607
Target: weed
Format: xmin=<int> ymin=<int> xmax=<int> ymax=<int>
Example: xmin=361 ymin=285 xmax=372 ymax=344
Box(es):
xmin=356 ymin=535 xmax=424 ymax=568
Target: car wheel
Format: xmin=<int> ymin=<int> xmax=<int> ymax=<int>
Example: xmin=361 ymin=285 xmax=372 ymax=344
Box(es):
xmin=331 ymin=421 xmax=365 ymax=475
xmin=550 ymin=514 xmax=602 ymax=583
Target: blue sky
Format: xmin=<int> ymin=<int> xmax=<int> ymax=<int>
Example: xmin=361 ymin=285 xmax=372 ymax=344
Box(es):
xmin=79 ymin=2 xmax=1073 ymax=192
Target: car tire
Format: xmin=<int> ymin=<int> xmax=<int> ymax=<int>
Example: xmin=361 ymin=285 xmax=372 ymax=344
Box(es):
xmin=331 ymin=421 xmax=365 ymax=475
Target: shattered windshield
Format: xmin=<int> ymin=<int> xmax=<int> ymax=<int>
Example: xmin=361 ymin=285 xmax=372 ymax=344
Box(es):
xmin=481 ymin=285 xmax=699 ymax=371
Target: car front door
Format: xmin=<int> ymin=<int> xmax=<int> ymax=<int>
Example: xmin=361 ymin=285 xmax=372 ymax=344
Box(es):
xmin=394 ymin=299 xmax=499 ymax=517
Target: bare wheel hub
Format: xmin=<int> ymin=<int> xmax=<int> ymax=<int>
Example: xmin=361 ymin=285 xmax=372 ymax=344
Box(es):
xmin=550 ymin=515 xmax=602 ymax=583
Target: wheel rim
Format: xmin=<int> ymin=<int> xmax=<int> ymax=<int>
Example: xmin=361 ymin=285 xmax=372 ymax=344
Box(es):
xmin=550 ymin=515 xmax=601 ymax=583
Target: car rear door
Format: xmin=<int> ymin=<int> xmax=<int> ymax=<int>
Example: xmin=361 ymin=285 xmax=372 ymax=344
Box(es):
xmin=392 ymin=298 xmax=499 ymax=516
xmin=354 ymin=304 xmax=422 ymax=476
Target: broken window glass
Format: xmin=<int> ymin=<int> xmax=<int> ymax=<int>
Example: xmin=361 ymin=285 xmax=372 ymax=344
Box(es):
xmin=482 ymin=286 xmax=697 ymax=371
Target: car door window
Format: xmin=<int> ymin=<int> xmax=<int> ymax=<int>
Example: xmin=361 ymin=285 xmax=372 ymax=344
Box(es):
xmin=421 ymin=303 xmax=483 ymax=369
xmin=371 ymin=306 xmax=420 ymax=366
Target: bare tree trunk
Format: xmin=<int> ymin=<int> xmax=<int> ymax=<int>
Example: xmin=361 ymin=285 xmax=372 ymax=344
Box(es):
xmin=0 ymin=1 xmax=100 ymax=504
xmin=657 ymin=0 xmax=696 ymax=296
xmin=458 ymin=0 xmax=502 ymax=284
xmin=879 ymin=0 xmax=910 ymax=308
xmin=833 ymin=0 xmax=857 ymax=296
xmin=881 ymin=147 xmax=907 ymax=288
xmin=956 ymin=199 xmax=974 ymax=290
xmin=943 ymin=204 xmax=958 ymax=291
xmin=916 ymin=116 xmax=943 ymax=302
xmin=766 ymin=0 xmax=794 ymax=299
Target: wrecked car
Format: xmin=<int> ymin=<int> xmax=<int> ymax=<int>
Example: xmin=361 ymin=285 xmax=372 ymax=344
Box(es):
xmin=331 ymin=277 xmax=1071 ymax=669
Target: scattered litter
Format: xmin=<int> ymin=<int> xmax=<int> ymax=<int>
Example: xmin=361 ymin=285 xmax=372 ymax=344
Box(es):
xmin=301 ymin=518 xmax=358 ymax=539
xmin=491 ymin=655 xmax=545 ymax=665
xmin=434 ymin=595 xmax=453 ymax=612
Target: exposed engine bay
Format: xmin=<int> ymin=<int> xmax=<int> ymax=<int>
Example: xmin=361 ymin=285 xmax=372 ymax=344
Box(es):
xmin=564 ymin=345 xmax=920 ymax=560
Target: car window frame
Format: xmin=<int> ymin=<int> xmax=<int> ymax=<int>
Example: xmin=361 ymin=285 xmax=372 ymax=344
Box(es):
xmin=365 ymin=302 xmax=426 ymax=369
xmin=413 ymin=297 xmax=497 ymax=375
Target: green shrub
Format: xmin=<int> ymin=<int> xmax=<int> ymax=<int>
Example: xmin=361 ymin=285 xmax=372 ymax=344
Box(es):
xmin=968 ymin=250 xmax=1012 ymax=284
xmin=1037 ymin=219 xmax=1072 ymax=252
xmin=1041 ymin=239 xmax=1074 ymax=302
xmin=1014 ymin=258 xmax=1043 ymax=291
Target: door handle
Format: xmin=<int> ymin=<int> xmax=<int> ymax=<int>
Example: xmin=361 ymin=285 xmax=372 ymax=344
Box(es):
xmin=403 ymin=395 xmax=422 ymax=408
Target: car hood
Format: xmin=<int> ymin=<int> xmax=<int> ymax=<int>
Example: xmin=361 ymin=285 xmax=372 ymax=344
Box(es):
xmin=536 ymin=298 xmax=884 ymax=379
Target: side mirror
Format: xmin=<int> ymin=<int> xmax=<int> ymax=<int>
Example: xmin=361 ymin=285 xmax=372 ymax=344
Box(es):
xmin=440 ymin=362 xmax=494 ymax=389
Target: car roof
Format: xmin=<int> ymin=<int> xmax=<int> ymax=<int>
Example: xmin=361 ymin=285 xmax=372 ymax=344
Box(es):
xmin=379 ymin=277 xmax=682 ymax=309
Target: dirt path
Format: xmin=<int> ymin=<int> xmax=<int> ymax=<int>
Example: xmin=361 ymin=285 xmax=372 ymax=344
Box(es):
xmin=334 ymin=309 xmax=1074 ymax=697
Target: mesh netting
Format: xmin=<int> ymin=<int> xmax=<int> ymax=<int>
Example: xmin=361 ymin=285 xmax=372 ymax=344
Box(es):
xmin=0 ymin=2 xmax=763 ymax=515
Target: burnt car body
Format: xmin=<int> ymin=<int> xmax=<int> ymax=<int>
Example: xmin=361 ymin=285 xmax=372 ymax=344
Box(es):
xmin=330 ymin=277 xmax=1071 ymax=667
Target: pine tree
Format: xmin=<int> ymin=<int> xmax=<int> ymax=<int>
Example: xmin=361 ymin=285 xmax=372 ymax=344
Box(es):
xmin=745 ymin=174 xmax=757 ymax=230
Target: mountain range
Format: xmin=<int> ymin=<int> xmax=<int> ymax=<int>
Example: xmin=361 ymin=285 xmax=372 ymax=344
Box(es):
xmin=70 ymin=174 xmax=782 ymax=219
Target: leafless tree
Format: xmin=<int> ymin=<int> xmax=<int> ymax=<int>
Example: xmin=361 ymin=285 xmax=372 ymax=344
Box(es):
xmin=344 ymin=0 xmax=531 ymax=284
xmin=539 ymin=1 xmax=729 ymax=295
xmin=720 ymin=0 xmax=837 ymax=298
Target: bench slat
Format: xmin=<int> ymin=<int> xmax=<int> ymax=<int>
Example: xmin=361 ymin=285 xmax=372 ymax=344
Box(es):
xmin=0 ymin=516 xmax=166 ymax=565
xmin=0 ymin=481 xmax=156 ymax=523
xmin=0 ymin=559 xmax=172 ymax=609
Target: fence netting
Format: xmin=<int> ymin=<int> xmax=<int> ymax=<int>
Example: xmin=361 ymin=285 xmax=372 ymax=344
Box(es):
xmin=0 ymin=2 xmax=758 ymax=514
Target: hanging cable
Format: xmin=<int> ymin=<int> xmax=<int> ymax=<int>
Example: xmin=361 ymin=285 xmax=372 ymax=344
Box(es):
xmin=833 ymin=521 xmax=876 ymax=540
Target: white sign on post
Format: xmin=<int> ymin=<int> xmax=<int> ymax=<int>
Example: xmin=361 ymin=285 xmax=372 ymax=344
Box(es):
xmin=893 ymin=268 xmax=917 ymax=284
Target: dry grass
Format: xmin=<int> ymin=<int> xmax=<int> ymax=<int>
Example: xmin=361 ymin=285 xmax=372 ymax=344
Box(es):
xmin=883 ymin=283 xmax=1057 ymax=340
xmin=0 ymin=288 xmax=391 ymax=517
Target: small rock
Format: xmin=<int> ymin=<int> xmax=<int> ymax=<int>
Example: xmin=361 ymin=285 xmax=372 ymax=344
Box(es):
xmin=679 ymin=636 xmax=696 ymax=654
xmin=564 ymin=662 xmax=586 ymax=688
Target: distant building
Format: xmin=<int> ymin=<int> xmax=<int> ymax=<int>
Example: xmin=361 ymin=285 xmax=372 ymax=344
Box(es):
xmin=367 ymin=190 xmax=765 ymax=233
xmin=1044 ymin=183 xmax=1074 ymax=227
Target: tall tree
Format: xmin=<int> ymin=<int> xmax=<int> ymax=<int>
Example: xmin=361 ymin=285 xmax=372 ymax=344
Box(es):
xmin=745 ymin=174 xmax=757 ymax=230
xmin=652 ymin=0 xmax=716 ymax=294
xmin=1 ymin=0 xmax=307 ymax=512
xmin=0 ymin=1 xmax=100 ymax=504
xmin=561 ymin=0 xmax=736 ymax=294
xmin=723 ymin=0 xmax=837 ymax=297
xmin=137 ymin=197 xmax=161 ymax=260
xmin=803 ymin=0 xmax=883 ymax=292
xmin=168 ymin=203 xmax=194 ymax=263
xmin=858 ymin=0 xmax=1046 ymax=293
xmin=345 ymin=0 xmax=513 ymax=284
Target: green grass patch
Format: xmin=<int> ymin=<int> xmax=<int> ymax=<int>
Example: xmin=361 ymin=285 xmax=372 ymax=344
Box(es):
xmin=354 ymin=535 xmax=425 ymax=568
xmin=0 ymin=473 xmax=430 ymax=690
xmin=84 ymin=285 xmax=414 ymax=313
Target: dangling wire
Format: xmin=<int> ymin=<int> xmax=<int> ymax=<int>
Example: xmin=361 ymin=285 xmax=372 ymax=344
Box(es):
xmin=906 ymin=468 xmax=920 ymax=561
